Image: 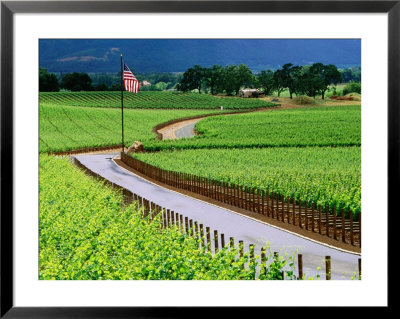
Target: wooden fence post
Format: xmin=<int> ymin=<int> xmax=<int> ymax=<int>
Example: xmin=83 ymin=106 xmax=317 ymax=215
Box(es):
xmin=276 ymin=194 xmax=279 ymax=219
xmin=359 ymin=213 xmax=361 ymax=248
xmin=292 ymin=198 xmax=296 ymax=225
xmin=240 ymin=185 xmax=244 ymax=209
xmin=318 ymin=205 xmax=322 ymax=235
xmin=341 ymin=209 xmax=346 ymax=243
xmin=206 ymin=227 xmax=211 ymax=253
xmin=194 ymin=221 xmax=199 ymax=241
xmin=230 ymin=183 xmax=234 ymax=206
xmin=226 ymin=182 xmax=229 ymax=204
xmin=249 ymin=244 xmax=254 ymax=262
xmin=185 ymin=217 xmax=189 ymax=234
xmin=298 ymin=254 xmax=303 ymax=280
xmin=189 ymin=219 xmax=193 ymax=237
xmin=271 ymin=192 xmax=274 ymax=219
xmin=262 ymin=190 xmax=265 ymax=215
xmin=170 ymin=210 xmax=174 ymax=227
xmin=230 ymin=237 xmax=234 ymax=249
xmin=333 ymin=207 xmax=337 ymax=240
xmin=261 ymin=247 xmax=266 ymax=264
xmin=282 ymin=195 xmax=285 ymax=222
xmin=162 ymin=210 xmax=166 ymax=228
xmin=221 ymin=233 xmax=225 ymax=249
xmin=244 ymin=186 xmax=248 ymax=210
xmin=249 ymin=244 xmax=255 ymax=279
xmin=325 ymin=205 xmax=330 ymax=238
xmin=227 ymin=182 xmax=231 ymax=205
xmin=350 ymin=210 xmax=354 ymax=246
xmin=200 ymin=224 xmax=204 ymax=248
xmin=214 ymin=230 xmax=219 ymax=254
xmin=305 ymin=201 xmax=308 ymax=230
xmin=237 ymin=184 xmax=240 ymax=208
xmin=325 ymin=256 xmax=331 ymax=280
xmin=252 ymin=188 xmax=256 ymax=212
xmin=311 ymin=203 xmax=315 ymax=232
xmin=239 ymin=241 xmax=244 ymax=269
xmin=179 ymin=214 xmax=183 ymax=233
xmin=299 ymin=200 xmax=302 ymax=229
xmin=168 ymin=209 xmax=172 ymax=227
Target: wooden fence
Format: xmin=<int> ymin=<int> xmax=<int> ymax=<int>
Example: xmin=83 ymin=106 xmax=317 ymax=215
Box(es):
xmin=72 ymin=156 xmax=361 ymax=280
xmin=121 ymin=152 xmax=361 ymax=248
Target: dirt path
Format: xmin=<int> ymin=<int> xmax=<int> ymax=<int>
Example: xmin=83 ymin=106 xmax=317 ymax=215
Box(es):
xmin=157 ymin=118 xmax=203 ymax=139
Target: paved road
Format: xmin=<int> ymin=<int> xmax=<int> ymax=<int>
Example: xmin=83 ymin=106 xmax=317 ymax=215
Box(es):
xmin=174 ymin=121 xmax=198 ymax=138
xmin=74 ymin=154 xmax=360 ymax=280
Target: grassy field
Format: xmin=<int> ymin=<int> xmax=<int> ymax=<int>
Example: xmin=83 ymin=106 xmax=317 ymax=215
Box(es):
xmin=39 ymin=155 xmax=293 ymax=280
xmin=40 ymin=91 xmax=276 ymax=109
xmin=271 ymin=84 xmax=347 ymax=98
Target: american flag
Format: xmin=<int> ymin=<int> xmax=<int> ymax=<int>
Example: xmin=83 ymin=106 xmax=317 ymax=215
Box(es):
xmin=123 ymin=62 xmax=140 ymax=93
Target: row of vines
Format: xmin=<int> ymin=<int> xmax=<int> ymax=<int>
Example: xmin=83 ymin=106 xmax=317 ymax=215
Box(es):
xmin=39 ymin=91 xmax=276 ymax=109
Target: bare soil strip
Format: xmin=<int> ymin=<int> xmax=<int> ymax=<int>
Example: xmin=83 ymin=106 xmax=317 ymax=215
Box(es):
xmin=158 ymin=118 xmax=203 ymax=139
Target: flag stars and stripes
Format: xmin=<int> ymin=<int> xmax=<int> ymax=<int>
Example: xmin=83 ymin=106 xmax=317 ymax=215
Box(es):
xmin=123 ymin=62 xmax=140 ymax=93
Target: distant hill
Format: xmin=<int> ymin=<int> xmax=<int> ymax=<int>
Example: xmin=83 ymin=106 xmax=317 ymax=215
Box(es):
xmin=39 ymin=39 xmax=361 ymax=73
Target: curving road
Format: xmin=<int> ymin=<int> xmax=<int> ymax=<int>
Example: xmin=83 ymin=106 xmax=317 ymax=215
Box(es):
xmin=174 ymin=121 xmax=198 ymax=138
xmin=74 ymin=153 xmax=360 ymax=280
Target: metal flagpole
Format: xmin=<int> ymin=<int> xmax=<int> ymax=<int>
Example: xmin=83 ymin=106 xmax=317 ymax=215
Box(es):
xmin=120 ymin=54 xmax=124 ymax=153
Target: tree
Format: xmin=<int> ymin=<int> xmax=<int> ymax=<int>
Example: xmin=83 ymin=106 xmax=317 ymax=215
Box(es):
xmin=310 ymin=63 xmax=342 ymax=99
xmin=343 ymin=81 xmax=361 ymax=95
xmin=258 ymin=70 xmax=275 ymax=95
xmin=178 ymin=65 xmax=205 ymax=93
xmin=273 ymin=69 xmax=286 ymax=97
xmin=220 ymin=65 xmax=238 ymax=95
xmin=236 ymin=64 xmax=254 ymax=93
xmin=340 ymin=67 xmax=361 ymax=83
xmin=220 ymin=64 xmax=254 ymax=95
xmin=155 ymin=82 xmax=168 ymax=91
xmin=204 ymin=65 xmax=223 ymax=95
xmin=299 ymin=66 xmax=322 ymax=98
xmin=280 ymin=63 xmax=302 ymax=99
xmin=61 ymin=72 xmax=94 ymax=91
xmin=39 ymin=67 xmax=60 ymax=92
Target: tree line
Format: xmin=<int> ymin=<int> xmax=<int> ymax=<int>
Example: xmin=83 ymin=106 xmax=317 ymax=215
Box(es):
xmin=177 ymin=63 xmax=346 ymax=99
xmin=39 ymin=68 xmax=181 ymax=92
xmin=40 ymin=65 xmax=359 ymax=97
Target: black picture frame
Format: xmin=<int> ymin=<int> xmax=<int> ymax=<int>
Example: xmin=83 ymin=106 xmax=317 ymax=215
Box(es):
xmin=1 ymin=1 xmax=395 ymax=317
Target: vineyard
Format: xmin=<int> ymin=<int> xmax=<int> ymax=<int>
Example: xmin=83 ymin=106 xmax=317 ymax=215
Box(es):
xmin=132 ymin=104 xmax=361 ymax=220
xmin=39 ymin=91 xmax=276 ymax=109
xmin=132 ymin=147 xmax=361 ymax=216
xmin=39 ymin=155 xmax=297 ymax=280
xmin=145 ymin=105 xmax=361 ymax=151
xmin=39 ymin=104 xmax=221 ymax=153
xmin=39 ymin=90 xmax=362 ymax=278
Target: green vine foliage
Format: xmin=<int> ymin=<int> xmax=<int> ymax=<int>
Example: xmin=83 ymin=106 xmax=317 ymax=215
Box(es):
xmin=40 ymin=91 xmax=276 ymax=109
xmin=39 ymin=155 xmax=295 ymax=280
